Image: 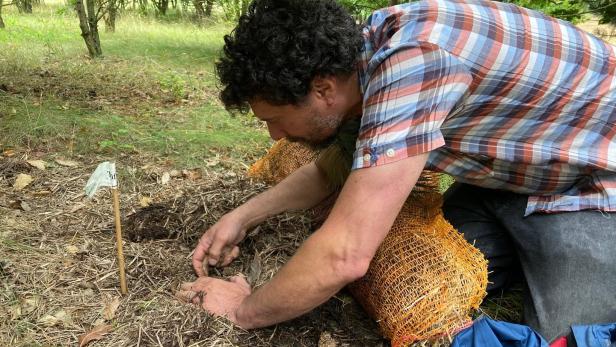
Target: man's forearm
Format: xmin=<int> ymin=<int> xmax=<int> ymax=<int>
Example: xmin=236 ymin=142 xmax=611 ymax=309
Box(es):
xmin=232 ymin=162 xmax=332 ymax=229
xmin=231 ymin=154 xmax=428 ymax=329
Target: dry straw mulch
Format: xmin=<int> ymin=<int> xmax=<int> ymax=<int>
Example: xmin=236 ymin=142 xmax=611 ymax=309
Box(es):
xmin=0 ymin=155 xmax=384 ymax=347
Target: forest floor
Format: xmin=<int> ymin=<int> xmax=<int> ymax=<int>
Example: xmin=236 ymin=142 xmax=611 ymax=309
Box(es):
xmin=1 ymin=3 xmax=612 ymax=346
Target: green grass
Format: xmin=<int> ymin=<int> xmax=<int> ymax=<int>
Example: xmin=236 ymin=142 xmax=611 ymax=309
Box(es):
xmin=0 ymin=2 xmax=269 ymax=167
xmin=0 ymin=94 xmax=268 ymax=166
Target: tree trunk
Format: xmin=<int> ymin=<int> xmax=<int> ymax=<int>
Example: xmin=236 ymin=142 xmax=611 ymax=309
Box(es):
xmin=16 ymin=0 xmax=33 ymax=13
xmin=153 ymin=0 xmax=168 ymax=15
xmin=86 ymin=0 xmax=102 ymax=55
xmin=75 ymin=0 xmax=102 ymax=57
xmin=104 ymin=0 xmax=117 ymax=32
xmin=0 ymin=0 xmax=5 ymax=29
xmin=193 ymin=0 xmax=205 ymax=18
xmin=204 ymin=0 xmax=213 ymax=16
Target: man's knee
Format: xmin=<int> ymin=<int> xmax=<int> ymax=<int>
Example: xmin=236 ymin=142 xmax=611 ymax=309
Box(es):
xmin=443 ymin=184 xmax=521 ymax=293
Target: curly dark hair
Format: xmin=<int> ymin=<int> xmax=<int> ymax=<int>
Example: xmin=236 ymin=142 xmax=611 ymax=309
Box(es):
xmin=216 ymin=0 xmax=364 ymax=112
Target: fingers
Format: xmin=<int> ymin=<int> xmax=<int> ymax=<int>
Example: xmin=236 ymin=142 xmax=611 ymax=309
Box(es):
xmin=192 ymin=234 xmax=213 ymax=277
xmin=221 ymin=246 xmax=240 ymax=267
xmin=191 ymin=291 xmax=205 ymax=306
xmin=175 ymin=290 xmax=197 ymax=303
xmin=206 ymin=234 xmax=229 ymax=267
xmin=175 ymin=289 xmax=206 ymax=307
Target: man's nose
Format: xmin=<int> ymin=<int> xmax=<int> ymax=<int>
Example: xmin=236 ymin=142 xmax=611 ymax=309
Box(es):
xmin=266 ymin=123 xmax=286 ymax=140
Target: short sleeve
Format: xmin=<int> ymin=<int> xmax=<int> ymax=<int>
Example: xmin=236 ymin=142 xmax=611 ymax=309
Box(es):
xmin=352 ymin=42 xmax=473 ymax=169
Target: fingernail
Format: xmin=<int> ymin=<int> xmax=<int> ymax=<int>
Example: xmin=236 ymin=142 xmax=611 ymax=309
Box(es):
xmin=208 ymin=258 xmax=217 ymax=266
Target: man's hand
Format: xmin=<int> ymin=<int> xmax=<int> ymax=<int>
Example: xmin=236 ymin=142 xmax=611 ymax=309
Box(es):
xmin=192 ymin=162 xmax=332 ymax=277
xmin=192 ymin=214 xmax=247 ymax=277
xmin=175 ymin=276 xmax=251 ymax=326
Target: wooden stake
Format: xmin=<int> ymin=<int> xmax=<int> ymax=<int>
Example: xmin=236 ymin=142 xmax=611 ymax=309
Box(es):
xmin=111 ymin=187 xmax=128 ymax=295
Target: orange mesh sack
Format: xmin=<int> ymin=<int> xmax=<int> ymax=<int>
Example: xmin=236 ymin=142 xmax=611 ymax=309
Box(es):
xmin=248 ymin=139 xmax=488 ymax=345
xmin=248 ymin=139 xmax=319 ymax=185
xmin=348 ymin=191 xmax=487 ymax=345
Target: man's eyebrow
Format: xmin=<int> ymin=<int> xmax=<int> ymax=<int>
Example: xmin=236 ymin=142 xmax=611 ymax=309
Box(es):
xmin=257 ymin=115 xmax=277 ymax=122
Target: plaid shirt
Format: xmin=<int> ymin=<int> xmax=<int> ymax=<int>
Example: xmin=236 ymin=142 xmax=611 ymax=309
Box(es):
xmin=353 ymin=0 xmax=616 ymax=216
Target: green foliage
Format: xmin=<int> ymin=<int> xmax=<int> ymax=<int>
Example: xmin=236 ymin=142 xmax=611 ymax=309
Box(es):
xmin=337 ymin=0 xmax=616 ymax=25
xmin=337 ymin=0 xmax=388 ymax=20
xmin=218 ymin=0 xmax=249 ymax=20
xmin=159 ymin=72 xmax=187 ymax=101
xmin=589 ymin=0 xmax=616 ymax=24
xmin=507 ymin=0 xmax=586 ymax=23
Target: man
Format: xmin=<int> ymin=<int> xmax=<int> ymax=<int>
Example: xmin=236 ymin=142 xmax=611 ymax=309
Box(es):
xmin=176 ymin=0 xmax=616 ymax=342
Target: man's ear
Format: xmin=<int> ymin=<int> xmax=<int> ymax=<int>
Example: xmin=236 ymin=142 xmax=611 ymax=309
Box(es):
xmin=311 ymin=76 xmax=337 ymax=105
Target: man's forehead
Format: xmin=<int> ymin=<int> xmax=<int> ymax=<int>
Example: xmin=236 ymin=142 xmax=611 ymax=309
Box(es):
xmin=249 ymin=100 xmax=304 ymax=119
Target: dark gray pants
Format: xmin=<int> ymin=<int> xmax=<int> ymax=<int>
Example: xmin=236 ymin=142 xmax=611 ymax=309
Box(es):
xmin=443 ymin=183 xmax=616 ymax=342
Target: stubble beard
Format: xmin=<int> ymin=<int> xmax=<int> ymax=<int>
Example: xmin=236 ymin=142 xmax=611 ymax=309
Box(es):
xmin=287 ymin=110 xmax=345 ymax=149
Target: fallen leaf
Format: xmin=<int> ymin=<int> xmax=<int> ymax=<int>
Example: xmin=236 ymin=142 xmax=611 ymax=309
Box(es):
xmin=39 ymin=309 xmax=70 ymax=327
xmin=21 ymin=297 xmax=39 ymax=314
xmin=55 ymin=158 xmax=80 ymax=167
xmin=9 ymin=304 xmax=22 ymax=320
xmin=66 ymin=245 xmax=79 ymax=255
xmin=160 ymin=172 xmax=170 ymax=185
xmin=78 ymin=324 xmax=112 ymax=347
xmin=318 ymin=331 xmax=337 ymax=347
xmin=182 ymin=169 xmax=202 ymax=180
xmin=13 ymin=174 xmax=33 ymax=190
xmin=139 ymin=195 xmax=153 ymax=207
xmin=205 ymin=158 xmax=220 ymax=167
xmin=248 ymin=253 xmax=262 ymax=285
xmin=102 ymin=297 xmax=120 ymax=320
xmin=26 ymin=160 xmax=46 ymax=170
xmin=2 ymin=149 xmax=15 ymax=157
xmin=19 ymin=201 xmax=31 ymax=212
xmin=93 ymin=318 xmax=106 ymax=327
xmin=169 ymin=169 xmax=182 ymax=177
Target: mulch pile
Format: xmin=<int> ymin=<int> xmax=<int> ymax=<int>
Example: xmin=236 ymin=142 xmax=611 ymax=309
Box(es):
xmin=0 ymin=154 xmax=384 ymax=346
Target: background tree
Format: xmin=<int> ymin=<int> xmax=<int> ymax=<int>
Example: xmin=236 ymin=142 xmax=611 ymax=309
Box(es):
xmin=104 ymin=0 xmax=118 ymax=32
xmin=15 ymin=0 xmax=32 ymax=13
xmin=193 ymin=0 xmax=206 ymax=19
xmin=75 ymin=0 xmax=103 ymax=57
xmin=204 ymin=0 xmax=213 ymax=16
xmin=151 ymin=0 xmax=169 ymax=15
xmin=0 ymin=0 xmax=5 ymax=28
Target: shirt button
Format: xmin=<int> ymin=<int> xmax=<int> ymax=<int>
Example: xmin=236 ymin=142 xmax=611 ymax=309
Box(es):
xmin=386 ymin=148 xmax=395 ymax=157
xmin=363 ymin=154 xmax=371 ymax=162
